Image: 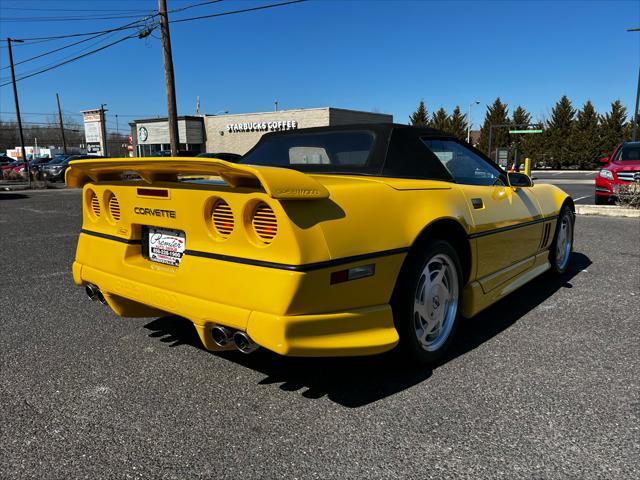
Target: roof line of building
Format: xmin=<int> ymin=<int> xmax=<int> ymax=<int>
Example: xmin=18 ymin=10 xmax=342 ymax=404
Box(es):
xmin=131 ymin=107 xmax=392 ymax=124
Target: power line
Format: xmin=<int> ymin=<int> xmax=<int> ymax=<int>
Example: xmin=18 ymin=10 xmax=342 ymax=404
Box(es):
xmin=5 ymin=16 xmax=157 ymax=42
xmin=0 ymin=0 xmax=306 ymax=87
xmin=0 ymin=7 xmax=153 ymax=13
xmin=0 ymin=13 xmax=157 ymax=23
xmin=0 ymin=32 xmax=140 ymax=88
xmin=3 ymin=1 xmax=223 ymax=41
xmin=0 ymin=25 xmax=139 ymax=71
xmin=171 ymin=0 xmax=307 ymax=25
xmin=0 ymin=30 xmax=127 ymax=83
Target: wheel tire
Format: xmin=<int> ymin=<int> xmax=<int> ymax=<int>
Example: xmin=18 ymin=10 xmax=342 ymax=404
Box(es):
xmin=594 ymin=195 xmax=607 ymax=205
xmin=392 ymin=240 xmax=464 ymax=367
xmin=549 ymin=205 xmax=574 ymax=275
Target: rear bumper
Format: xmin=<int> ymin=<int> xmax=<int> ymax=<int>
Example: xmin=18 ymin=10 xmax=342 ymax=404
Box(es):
xmin=72 ymin=235 xmax=401 ymax=357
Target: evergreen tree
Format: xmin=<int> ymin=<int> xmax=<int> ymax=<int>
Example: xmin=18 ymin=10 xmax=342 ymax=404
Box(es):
xmin=510 ymin=105 xmax=532 ymax=158
xmin=409 ymin=100 xmax=429 ymax=126
xmin=573 ymin=100 xmax=601 ymax=169
xmin=546 ymin=95 xmax=576 ymax=169
xmin=448 ymin=106 xmax=468 ymax=141
xmin=478 ymin=98 xmax=509 ymax=158
xmin=431 ymin=107 xmax=450 ymax=132
xmin=600 ymin=100 xmax=628 ymax=155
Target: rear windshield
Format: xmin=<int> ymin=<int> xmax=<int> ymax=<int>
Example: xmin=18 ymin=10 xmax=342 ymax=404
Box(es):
xmin=239 ymin=131 xmax=375 ymax=172
xmin=616 ymin=143 xmax=640 ymax=162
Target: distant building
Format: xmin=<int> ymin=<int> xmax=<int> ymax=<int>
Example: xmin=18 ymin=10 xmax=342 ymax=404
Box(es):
xmin=130 ymin=107 xmax=392 ymax=157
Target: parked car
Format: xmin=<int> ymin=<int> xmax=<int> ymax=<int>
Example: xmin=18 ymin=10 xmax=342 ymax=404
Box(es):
xmin=151 ymin=150 xmax=201 ymax=157
xmin=595 ymin=141 xmax=640 ymax=204
xmin=67 ymin=124 xmax=574 ymax=366
xmin=196 ymin=152 xmax=242 ymax=162
xmin=1 ymin=160 xmax=24 ymax=180
xmin=12 ymin=157 xmax=52 ymax=177
xmin=0 ymin=155 xmax=15 ymax=166
xmin=42 ymin=155 xmax=106 ymax=183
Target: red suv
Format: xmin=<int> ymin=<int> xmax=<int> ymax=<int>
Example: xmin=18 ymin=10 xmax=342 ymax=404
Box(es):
xmin=595 ymin=141 xmax=640 ymax=204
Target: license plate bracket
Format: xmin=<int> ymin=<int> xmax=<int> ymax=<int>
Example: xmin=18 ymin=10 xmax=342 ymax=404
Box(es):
xmin=143 ymin=226 xmax=186 ymax=267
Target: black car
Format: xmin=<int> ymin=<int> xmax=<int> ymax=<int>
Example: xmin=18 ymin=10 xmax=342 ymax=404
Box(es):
xmin=28 ymin=157 xmax=52 ymax=176
xmin=196 ymin=152 xmax=242 ymax=162
xmin=0 ymin=155 xmax=15 ymax=166
xmin=42 ymin=154 xmax=106 ymax=183
xmin=151 ymin=150 xmax=202 ymax=157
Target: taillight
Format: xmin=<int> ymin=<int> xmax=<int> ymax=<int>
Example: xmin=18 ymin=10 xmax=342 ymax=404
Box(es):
xmin=88 ymin=190 xmax=101 ymax=218
xmin=211 ymin=199 xmax=234 ymax=238
xmin=251 ymin=202 xmax=277 ymax=244
xmin=108 ymin=193 xmax=121 ymax=222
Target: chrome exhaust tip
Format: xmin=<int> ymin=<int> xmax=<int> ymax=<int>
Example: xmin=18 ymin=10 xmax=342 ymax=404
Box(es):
xmin=85 ymin=284 xmax=106 ymax=305
xmin=233 ymin=331 xmax=259 ymax=354
xmin=211 ymin=325 xmax=233 ymax=347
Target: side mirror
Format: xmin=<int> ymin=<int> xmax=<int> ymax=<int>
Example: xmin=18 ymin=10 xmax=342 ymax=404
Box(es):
xmin=508 ymin=172 xmax=533 ymax=188
xmin=599 ymin=156 xmax=610 ymax=164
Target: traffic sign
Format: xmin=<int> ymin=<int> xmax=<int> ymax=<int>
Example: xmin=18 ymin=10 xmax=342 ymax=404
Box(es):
xmin=508 ymin=129 xmax=543 ymax=134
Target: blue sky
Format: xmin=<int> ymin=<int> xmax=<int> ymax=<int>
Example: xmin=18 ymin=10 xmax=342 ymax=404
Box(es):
xmin=0 ymin=0 xmax=638 ymax=133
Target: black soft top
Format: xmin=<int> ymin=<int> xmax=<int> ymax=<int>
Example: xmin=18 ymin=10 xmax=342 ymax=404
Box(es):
xmin=240 ymin=123 xmax=486 ymax=180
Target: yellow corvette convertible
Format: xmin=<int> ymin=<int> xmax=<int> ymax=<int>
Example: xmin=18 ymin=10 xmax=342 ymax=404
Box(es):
xmin=68 ymin=124 xmax=574 ymax=365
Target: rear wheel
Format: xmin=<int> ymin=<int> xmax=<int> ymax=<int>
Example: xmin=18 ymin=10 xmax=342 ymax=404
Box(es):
xmin=549 ymin=205 xmax=574 ymax=275
xmin=392 ymin=240 xmax=463 ymax=366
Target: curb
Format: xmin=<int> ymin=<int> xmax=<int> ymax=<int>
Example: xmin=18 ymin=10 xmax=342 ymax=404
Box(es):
xmin=575 ymin=205 xmax=640 ymax=218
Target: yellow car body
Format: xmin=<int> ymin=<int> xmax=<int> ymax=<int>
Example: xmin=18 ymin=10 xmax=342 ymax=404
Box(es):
xmin=68 ymin=125 xmax=573 ymax=358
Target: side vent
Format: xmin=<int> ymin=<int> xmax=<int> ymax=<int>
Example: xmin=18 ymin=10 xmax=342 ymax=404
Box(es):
xmin=108 ymin=194 xmax=121 ymax=221
xmin=212 ymin=199 xmax=234 ymax=238
xmin=90 ymin=191 xmax=101 ymax=217
xmin=539 ymin=222 xmax=551 ymax=250
xmin=252 ymin=202 xmax=277 ymax=244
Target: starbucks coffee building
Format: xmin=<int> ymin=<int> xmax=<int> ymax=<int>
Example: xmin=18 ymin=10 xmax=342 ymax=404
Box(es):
xmin=130 ymin=107 xmax=392 ymax=157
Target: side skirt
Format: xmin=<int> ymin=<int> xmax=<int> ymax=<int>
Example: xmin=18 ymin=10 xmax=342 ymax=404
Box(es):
xmin=460 ymin=251 xmax=551 ymax=318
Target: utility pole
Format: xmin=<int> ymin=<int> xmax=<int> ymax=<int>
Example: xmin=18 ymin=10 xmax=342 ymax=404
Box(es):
xmin=628 ymin=28 xmax=640 ymax=141
xmin=467 ymin=101 xmax=479 ymax=144
xmin=633 ymin=66 xmax=639 ymax=141
xmin=7 ymin=37 xmax=30 ymax=186
xmin=100 ymin=103 xmax=108 ymax=157
xmin=56 ymin=93 xmax=68 ymax=154
xmin=158 ymin=0 xmax=179 ymax=156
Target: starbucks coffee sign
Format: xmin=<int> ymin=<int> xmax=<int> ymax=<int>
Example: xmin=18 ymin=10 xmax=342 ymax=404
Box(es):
xmin=226 ymin=120 xmax=298 ymax=133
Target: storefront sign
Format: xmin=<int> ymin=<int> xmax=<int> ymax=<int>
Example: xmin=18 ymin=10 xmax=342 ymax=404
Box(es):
xmin=226 ymin=120 xmax=298 ymax=133
xmin=138 ymin=126 xmax=149 ymax=142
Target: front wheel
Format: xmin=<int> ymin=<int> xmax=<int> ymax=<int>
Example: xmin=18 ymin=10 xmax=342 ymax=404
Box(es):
xmin=392 ymin=240 xmax=463 ymax=366
xmin=549 ymin=205 xmax=574 ymax=275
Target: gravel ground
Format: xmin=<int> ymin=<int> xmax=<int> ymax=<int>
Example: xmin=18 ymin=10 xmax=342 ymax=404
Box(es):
xmin=0 ymin=189 xmax=638 ymax=479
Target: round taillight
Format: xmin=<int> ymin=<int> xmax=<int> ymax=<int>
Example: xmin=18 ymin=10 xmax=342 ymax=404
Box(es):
xmin=89 ymin=190 xmax=100 ymax=218
xmin=211 ymin=199 xmax=234 ymax=238
xmin=108 ymin=193 xmax=121 ymax=222
xmin=251 ymin=202 xmax=277 ymax=244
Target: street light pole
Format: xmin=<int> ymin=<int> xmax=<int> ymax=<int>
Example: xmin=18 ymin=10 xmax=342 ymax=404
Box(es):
xmin=6 ymin=37 xmax=30 ymax=187
xmin=467 ymin=101 xmax=479 ymax=144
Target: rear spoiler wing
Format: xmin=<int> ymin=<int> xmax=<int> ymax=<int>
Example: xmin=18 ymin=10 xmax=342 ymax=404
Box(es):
xmin=65 ymin=157 xmax=329 ymax=200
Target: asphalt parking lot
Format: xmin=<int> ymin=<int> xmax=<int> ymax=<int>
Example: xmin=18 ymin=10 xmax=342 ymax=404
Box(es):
xmin=1 ymin=189 xmax=638 ymax=479
xmin=532 ymin=171 xmax=597 ymax=205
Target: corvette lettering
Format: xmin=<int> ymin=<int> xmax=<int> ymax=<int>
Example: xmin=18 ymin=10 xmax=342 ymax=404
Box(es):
xmin=275 ymin=188 xmax=320 ymax=196
xmin=134 ymin=207 xmax=176 ymax=218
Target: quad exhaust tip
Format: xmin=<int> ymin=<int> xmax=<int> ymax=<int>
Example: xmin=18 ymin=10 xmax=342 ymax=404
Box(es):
xmin=211 ymin=325 xmax=233 ymax=347
xmin=85 ymin=284 xmax=107 ymax=305
xmin=233 ymin=331 xmax=259 ymax=354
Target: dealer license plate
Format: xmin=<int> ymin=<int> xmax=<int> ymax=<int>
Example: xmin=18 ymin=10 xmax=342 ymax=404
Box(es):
xmin=147 ymin=227 xmax=186 ymax=267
